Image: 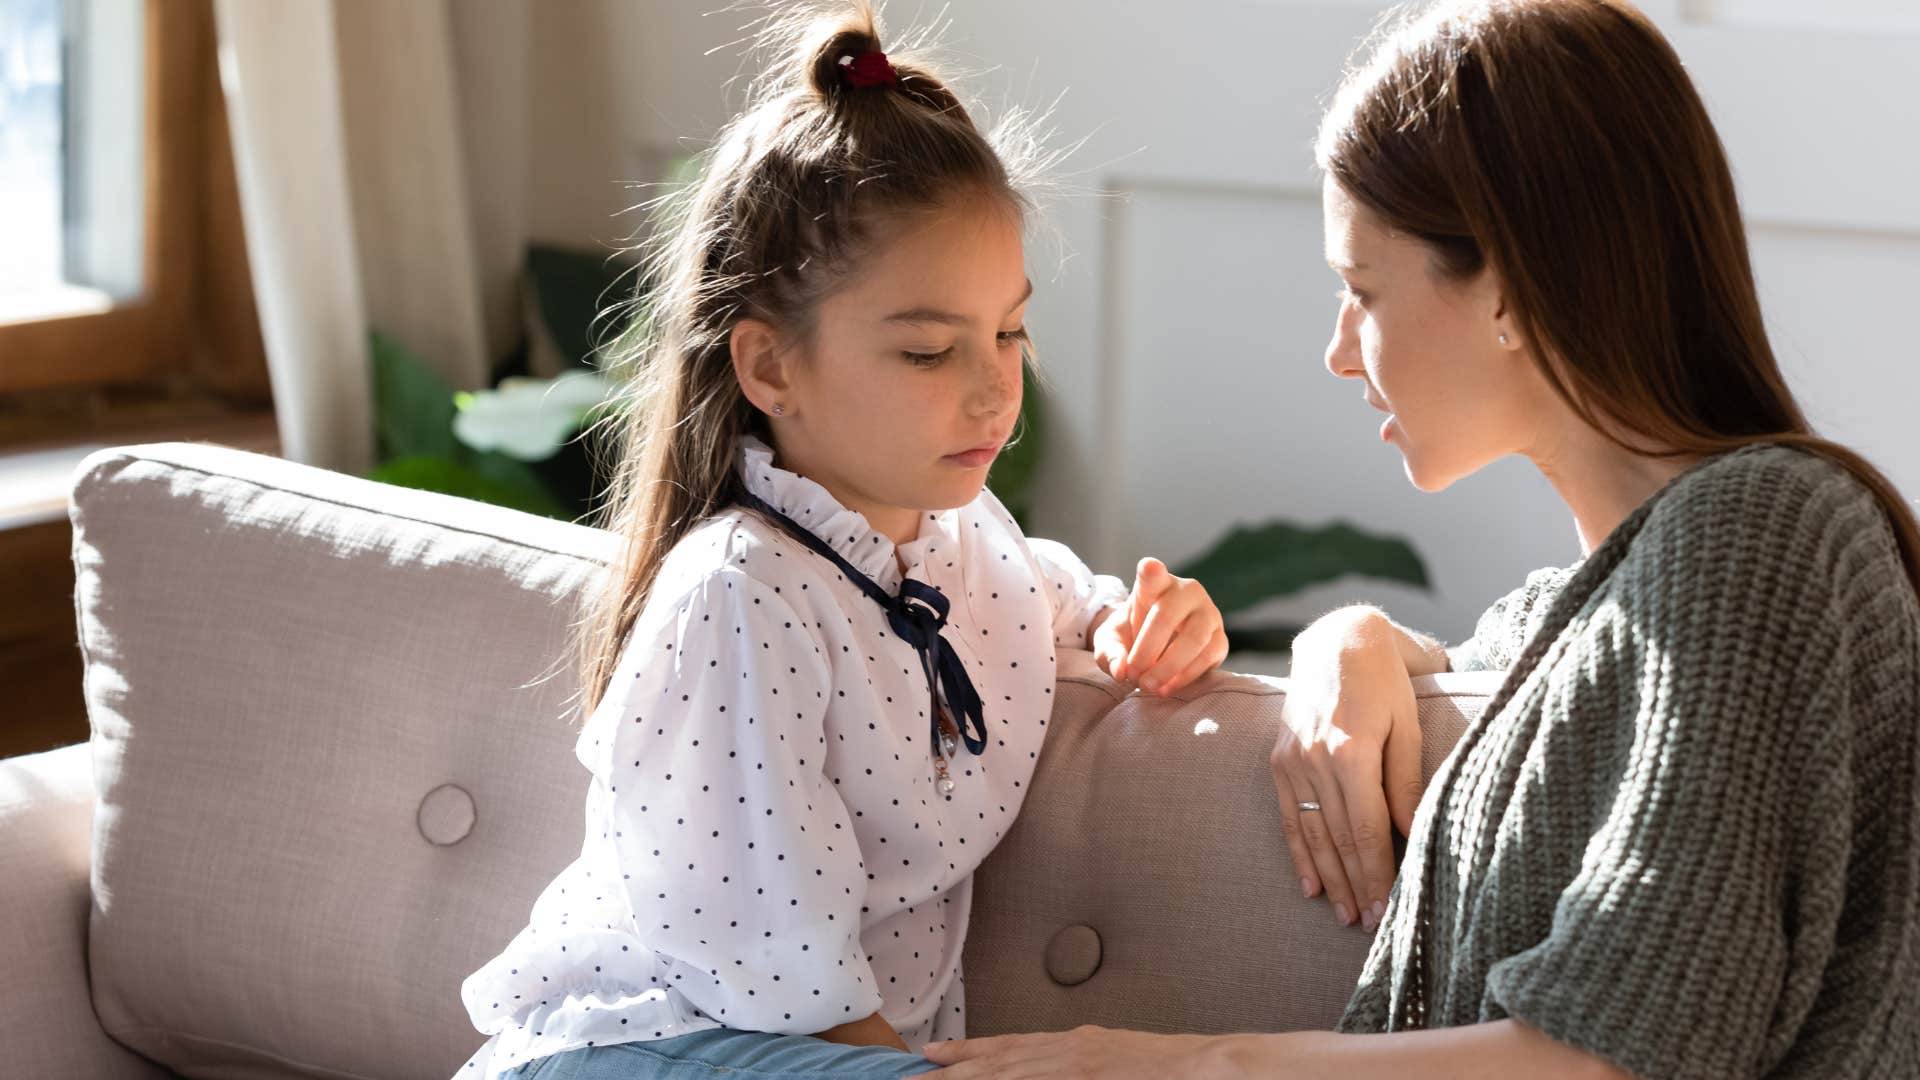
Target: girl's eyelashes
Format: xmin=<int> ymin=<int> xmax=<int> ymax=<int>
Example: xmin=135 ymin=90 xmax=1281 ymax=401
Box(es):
xmin=903 ymin=328 xmax=1027 ymax=367
xmin=1337 ymin=286 xmax=1368 ymax=306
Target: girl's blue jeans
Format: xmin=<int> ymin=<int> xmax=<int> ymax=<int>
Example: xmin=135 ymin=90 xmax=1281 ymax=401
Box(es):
xmin=503 ymin=1028 xmax=940 ymax=1079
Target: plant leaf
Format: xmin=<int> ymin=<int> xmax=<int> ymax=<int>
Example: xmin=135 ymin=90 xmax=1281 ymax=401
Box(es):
xmin=1220 ymin=622 xmax=1305 ymax=654
xmin=525 ymin=244 xmax=639 ymax=369
xmin=451 ymin=371 xmax=616 ymax=462
xmin=987 ymin=363 xmax=1046 ymax=528
xmin=369 ymin=455 xmax=569 ymax=519
xmin=369 ymin=331 xmax=458 ymax=464
xmin=466 ymin=450 xmax=580 ymax=520
xmin=1175 ymin=519 xmax=1430 ymax=616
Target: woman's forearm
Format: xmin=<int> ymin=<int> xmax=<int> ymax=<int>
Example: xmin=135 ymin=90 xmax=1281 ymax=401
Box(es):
xmin=1294 ymin=605 xmax=1451 ymax=678
xmin=1209 ymin=1020 xmax=1627 ymax=1080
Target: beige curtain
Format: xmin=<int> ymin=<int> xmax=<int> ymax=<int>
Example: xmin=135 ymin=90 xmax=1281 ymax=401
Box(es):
xmin=212 ymin=0 xmax=523 ymax=474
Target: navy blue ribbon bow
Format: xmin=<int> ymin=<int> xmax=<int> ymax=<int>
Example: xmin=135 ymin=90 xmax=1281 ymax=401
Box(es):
xmin=737 ymin=491 xmax=988 ymax=760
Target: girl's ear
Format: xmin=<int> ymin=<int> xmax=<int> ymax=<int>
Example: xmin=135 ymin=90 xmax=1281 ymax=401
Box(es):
xmin=731 ymin=317 xmax=794 ymax=417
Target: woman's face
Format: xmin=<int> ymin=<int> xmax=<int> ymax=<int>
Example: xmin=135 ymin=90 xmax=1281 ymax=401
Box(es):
xmin=739 ymin=197 xmax=1030 ymax=539
xmin=1320 ymin=178 xmax=1542 ymax=491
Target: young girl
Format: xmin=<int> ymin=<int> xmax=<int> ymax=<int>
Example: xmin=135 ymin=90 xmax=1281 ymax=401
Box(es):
xmin=454 ymin=6 xmax=1228 ymax=1079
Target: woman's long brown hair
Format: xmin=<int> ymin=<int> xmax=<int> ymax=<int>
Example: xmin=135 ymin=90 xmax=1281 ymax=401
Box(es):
xmin=1316 ymin=0 xmax=1920 ymax=588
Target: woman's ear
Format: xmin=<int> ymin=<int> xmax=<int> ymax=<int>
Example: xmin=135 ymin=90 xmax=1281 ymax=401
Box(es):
xmin=1489 ymin=286 xmax=1524 ymax=355
xmin=731 ymin=318 xmax=794 ymax=417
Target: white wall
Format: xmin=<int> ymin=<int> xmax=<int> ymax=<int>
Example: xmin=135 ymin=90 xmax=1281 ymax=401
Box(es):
xmin=492 ymin=0 xmax=1920 ymax=642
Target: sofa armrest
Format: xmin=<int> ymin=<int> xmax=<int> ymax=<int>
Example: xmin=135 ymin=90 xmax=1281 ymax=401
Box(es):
xmin=0 ymin=743 xmax=174 ymax=1079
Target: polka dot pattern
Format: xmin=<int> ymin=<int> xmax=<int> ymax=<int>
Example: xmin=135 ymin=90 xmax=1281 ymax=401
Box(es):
xmin=454 ymin=436 xmax=1126 ymax=1078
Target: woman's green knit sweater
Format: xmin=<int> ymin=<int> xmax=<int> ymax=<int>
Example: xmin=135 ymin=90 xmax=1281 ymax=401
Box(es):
xmin=1338 ymin=445 xmax=1920 ymax=1079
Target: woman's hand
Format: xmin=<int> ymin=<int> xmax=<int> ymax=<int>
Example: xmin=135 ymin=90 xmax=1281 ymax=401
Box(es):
xmin=921 ymin=1026 xmax=1240 ymax=1079
xmin=1271 ymin=607 xmax=1435 ymax=930
xmin=1091 ymin=557 xmax=1229 ymax=696
xmin=924 ymin=1019 xmax=1631 ymax=1079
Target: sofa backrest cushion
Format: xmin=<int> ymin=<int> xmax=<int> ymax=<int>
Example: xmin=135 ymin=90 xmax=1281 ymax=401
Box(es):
xmin=71 ymin=443 xmax=1504 ymax=1079
xmin=74 ymin=444 xmax=611 ymax=1080
xmin=965 ymin=653 xmax=1502 ymax=1037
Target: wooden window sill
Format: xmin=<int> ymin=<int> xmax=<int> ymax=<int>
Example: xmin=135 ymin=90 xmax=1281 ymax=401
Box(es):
xmin=0 ymin=407 xmax=281 ymax=531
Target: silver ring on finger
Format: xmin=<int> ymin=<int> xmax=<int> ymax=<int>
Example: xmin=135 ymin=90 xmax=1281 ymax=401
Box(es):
xmin=1297 ymin=801 xmax=1323 ymax=812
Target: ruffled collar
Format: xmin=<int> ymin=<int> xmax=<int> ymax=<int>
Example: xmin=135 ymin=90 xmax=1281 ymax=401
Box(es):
xmin=737 ymin=436 xmax=958 ymax=593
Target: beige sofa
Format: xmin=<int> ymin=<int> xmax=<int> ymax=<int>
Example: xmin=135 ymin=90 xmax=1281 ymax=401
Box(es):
xmin=0 ymin=442 xmax=1505 ymax=1079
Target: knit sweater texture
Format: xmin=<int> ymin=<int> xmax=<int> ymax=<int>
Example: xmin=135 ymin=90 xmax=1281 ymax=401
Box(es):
xmin=1338 ymin=445 xmax=1920 ymax=1079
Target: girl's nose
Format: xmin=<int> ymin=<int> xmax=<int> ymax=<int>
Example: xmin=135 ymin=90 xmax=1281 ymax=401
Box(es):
xmin=971 ymin=353 xmax=1021 ymax=418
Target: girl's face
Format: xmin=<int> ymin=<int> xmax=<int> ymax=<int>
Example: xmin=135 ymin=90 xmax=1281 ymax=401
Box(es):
xmin=745 ymin=198 xmax=1030 ymax=542
xmin=1320 ymin=177 xmax=1543 ymax=491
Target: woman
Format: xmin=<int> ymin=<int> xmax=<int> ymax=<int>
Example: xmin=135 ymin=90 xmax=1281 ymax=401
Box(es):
xmin=920 ymin=1 xmax=1920 ymax=1076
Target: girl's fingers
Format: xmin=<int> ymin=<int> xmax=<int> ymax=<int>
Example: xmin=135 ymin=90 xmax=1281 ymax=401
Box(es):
xmin=1123 ymin=588 xmax=1200 ymax=683
xmin=1137 ymin=618 xmax=1211 ymax=693
xmin=1123 ymin=607 xmax=1185 ymax=687
xmin=1125 ymin=563 xmax=1155 ymax=633
xmin=1161 ymin=627 xmax=1230 ymax=695
xmin=1092 ymin=609 xmax=1129 ymax=677
xmin=1119 ymin=559 xmax=1174 ymax=673
xmin=1103 ymin=606 xmax=1137 ymax=681
xmin=1132 ymin=558 xmax=1174 ymax=613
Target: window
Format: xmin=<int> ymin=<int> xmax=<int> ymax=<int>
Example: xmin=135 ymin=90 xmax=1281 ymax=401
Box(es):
xmin=1 ymin=0 xmax=74 ymax=313
xmin=1 ymin=0 xmax=144 ymax=326
xmin=0 ymin=0 xmax=266 ymax=414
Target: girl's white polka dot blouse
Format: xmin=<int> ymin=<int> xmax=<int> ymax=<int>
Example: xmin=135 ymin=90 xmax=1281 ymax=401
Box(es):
xmin=455 ymin=436 xmax=1126 ymax=1078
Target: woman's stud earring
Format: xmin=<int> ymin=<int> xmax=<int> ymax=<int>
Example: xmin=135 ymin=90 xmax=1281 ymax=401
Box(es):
xmin=771 ymin=403 xmax=785 ymax=417
xmin=1499 ymin=333 xmax=1510 ymax=346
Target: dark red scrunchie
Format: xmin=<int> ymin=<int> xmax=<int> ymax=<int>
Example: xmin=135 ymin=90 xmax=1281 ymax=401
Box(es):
xmin=840 ymin=51 xmax=898 ymax=88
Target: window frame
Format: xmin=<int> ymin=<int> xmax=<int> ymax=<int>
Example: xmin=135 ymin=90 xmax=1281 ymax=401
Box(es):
xmin=0 ymin=0 xmax=206 ymax=395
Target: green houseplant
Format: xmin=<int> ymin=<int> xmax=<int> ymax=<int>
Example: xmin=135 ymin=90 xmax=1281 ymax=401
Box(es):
xmin=367 ymin=244 xmax=1429 ymax=648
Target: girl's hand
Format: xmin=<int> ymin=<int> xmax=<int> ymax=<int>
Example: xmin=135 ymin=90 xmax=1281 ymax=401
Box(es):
xmin=811 ymin=1010 xmax=909 ymax=1052
xmin=1092 ymin=558 xmax=1228 ymax=696
xmin=1270 ymin=608 xmax=1425 ymax=932
xmin=921 ymin=1026 xmax=1239 ymax=1079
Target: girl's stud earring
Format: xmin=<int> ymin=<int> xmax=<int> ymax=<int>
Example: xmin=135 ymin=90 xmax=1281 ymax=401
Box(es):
xmin=771 ymin=403 xmax=785 ymax=417
xmin=1499 ymin=333 xmax=1510 ymax=346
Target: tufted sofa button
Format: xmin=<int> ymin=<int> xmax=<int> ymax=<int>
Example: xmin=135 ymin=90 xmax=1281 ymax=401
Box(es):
xmin=1044 ymin=924 xmax=1103 ymax=986
xmin=418 ymin=784 xmax=476 ymax=846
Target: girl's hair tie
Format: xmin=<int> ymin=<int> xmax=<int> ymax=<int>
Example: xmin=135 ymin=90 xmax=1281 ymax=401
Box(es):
xmin=839 ymin=51 xmax=898 ymax=88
